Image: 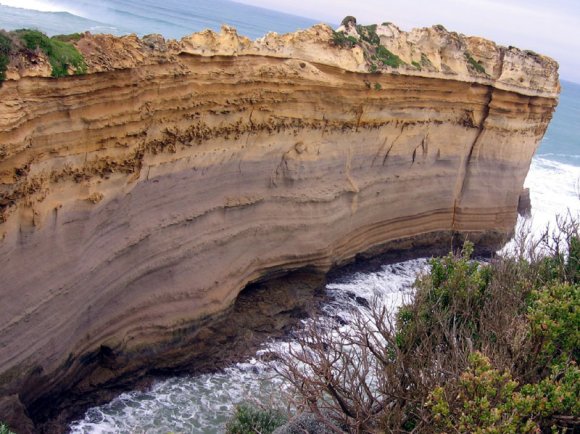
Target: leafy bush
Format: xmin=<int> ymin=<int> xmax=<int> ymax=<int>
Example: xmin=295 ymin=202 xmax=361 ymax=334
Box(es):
xmin=427 ymin=352 xmax=540 ymax=433
xmin=465 ymin=52 xmax=486 ymax=74
xmin=375 ymin=45 xmax=404 ymax=68
xmin=52 ymin=32 xmax=84 ymax=42
xmin=395 ymin=242 xmax=493 ymax=356
xmin=14 ymin=29 xmax=86 ymax=77
xmin=226 ymin=404 xmax=287 ymax=434
xmin=331 ymin=31 xmax=357 ymax=48
xmin=420 ymin=52 xmax=433 ymax=68
xmin=528 ymin=283 xmax=580 ymax=365
xmin=356 ymin=24 xmax=380 ymax=46
xmin=428 ymin=353 xmax=580 ymax=432
xmin=0 ymin=422 xmax=14 ymax=434
xmin=0 ymin=32 xmax=12 ymax=83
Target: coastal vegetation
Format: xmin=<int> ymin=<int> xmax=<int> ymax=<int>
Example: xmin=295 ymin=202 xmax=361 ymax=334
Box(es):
xmin=0 ymin=29 xmax=86 ymax=82
xmin=0 ymin=32 xmax=12 ymax=83
xmin=375 ymin=45 xmax=404 ymax=68
xmin=465 ymin=51 xmax=487 ymax=74
xmin=331 ymin=16 xmax=491 ymax=75
xmin=0 ymin=422 xmax=14 ymax=434
xmin=331 ymin=20 xmax=405 ymax=71
xmin=226 ymin=404 xmax=287 ymax=434
xmin=268 ymin=218 xmax=579 ymax=433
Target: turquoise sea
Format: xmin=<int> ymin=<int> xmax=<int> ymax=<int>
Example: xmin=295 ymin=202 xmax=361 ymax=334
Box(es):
xmin=1 ymin=1 xmax=579 ymax=432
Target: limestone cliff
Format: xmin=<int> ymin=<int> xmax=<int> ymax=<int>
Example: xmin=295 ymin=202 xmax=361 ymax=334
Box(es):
xmin=0 ymin=21 xmax=558 ymax=431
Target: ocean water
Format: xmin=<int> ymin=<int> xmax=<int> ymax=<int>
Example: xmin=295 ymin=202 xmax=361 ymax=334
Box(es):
xmin=524 ymin=80 xmax=580 ymax=233
xmin=0 ymin=0 xmax=321 ymax=39
xmin=1 ymin=2 xmax=578 ymax=432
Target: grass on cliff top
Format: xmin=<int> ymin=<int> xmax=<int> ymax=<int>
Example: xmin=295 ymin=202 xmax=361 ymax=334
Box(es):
xmin=375 ymin=45 xmax=405 ymax=68
xmin=14 ymin=29 xmax=87 ymax=77
xmin=0 ymin=29 xmax=86 ymax=82
xmin=465 ymin=51 xmax=486 ymax=74
xmin=356 ymin=24 xmax=380 ymax=45
xmin=332 ymin=16 xmax=406 ymax=71
xmin=0 ymin=31 xmax=12 ymax=83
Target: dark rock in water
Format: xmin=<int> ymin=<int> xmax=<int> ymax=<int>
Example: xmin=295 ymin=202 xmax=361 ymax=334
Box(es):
xmin=518 ymin=188 xmax=532 ymax=217
xmin=273 ymin=412 xmax=342 ymax=434
xmin=355 ymin=296 xmax=370 ymax=308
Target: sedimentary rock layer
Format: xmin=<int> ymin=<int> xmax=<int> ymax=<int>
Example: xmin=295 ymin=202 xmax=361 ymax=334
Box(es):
xmin=0 ymin=23 xmax=558 ymax=431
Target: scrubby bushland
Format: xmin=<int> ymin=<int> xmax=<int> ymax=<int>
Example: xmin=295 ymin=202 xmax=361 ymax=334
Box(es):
xmin=274 ymin=217 xmax=579 ymax=433
xmin=0 ymin=28 xmax=86 ymax=82
xmin=331 ymin=31 xmax=358 ymax=49
xmin=355 ymin=24 xmax=380 ymax=46
xmin=226 ymin=404 xmax=287 ymax=434
xmin=14 ymin=29 xmax=86 ymax=77
xmin=374 ymin=45 xmax=404 ymax=68
xmin=0 ymin=31 xmax=12 ymax=83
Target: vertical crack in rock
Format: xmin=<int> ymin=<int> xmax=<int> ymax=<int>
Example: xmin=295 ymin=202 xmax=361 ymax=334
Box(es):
xmin=451 ymin=86 xmax=494 ymax=231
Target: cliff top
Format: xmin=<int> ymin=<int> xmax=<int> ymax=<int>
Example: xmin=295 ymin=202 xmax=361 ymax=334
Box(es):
xmin=0 ymin=17 xmax=560 ymax=98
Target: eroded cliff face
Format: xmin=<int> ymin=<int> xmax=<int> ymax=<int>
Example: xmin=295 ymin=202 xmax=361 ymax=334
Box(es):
xmin=0 ymin=22 xmax=559 ymax=431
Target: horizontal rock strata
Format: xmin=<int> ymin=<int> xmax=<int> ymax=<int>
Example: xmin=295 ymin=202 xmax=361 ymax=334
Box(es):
xmin=0 ymin=22 xmax=559 ymax=431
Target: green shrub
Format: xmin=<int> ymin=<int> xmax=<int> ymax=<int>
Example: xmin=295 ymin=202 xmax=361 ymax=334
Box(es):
xmin=14 ymin=29 xmax=86 ymax=77
xmin=52 ymin=32 xmax=83 ymax=42
xmin=331 ymin=31 xmax=356 ymax=48
xmin=427 ymin=353 xmax=540 ymax=433
xmin=396 ymin=242 xmax=493 ymax=351
xmin=427 ymin=240 xmax=580 ymax=432
xmin=428 ymin=353 xmax=580 ymax=433
xmin=375 ymin=45 xmax=404 ymax=68
xmin=356 ymin=24 xmax=380 ymax=46
xmin=420 ymin=52 xmax=433 ymax=68
xmin=0 ymin=422 xmax=15 ymax=434
xmin=374 ymin=82 xmax=382 ymax=91
xmin=0 ymin=32 xmax=12 ymax=83
xmin=226 ymin=404 xmax=287 ymax=434
xmin=528 ymin=283 xmax=580 ymax=365
xmin=465 ymin=52 xmax=486 ymax=74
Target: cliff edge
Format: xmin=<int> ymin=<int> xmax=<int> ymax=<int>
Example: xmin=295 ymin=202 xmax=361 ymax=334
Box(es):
xmin=0 ymin=20 xmax=559 ymax=432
